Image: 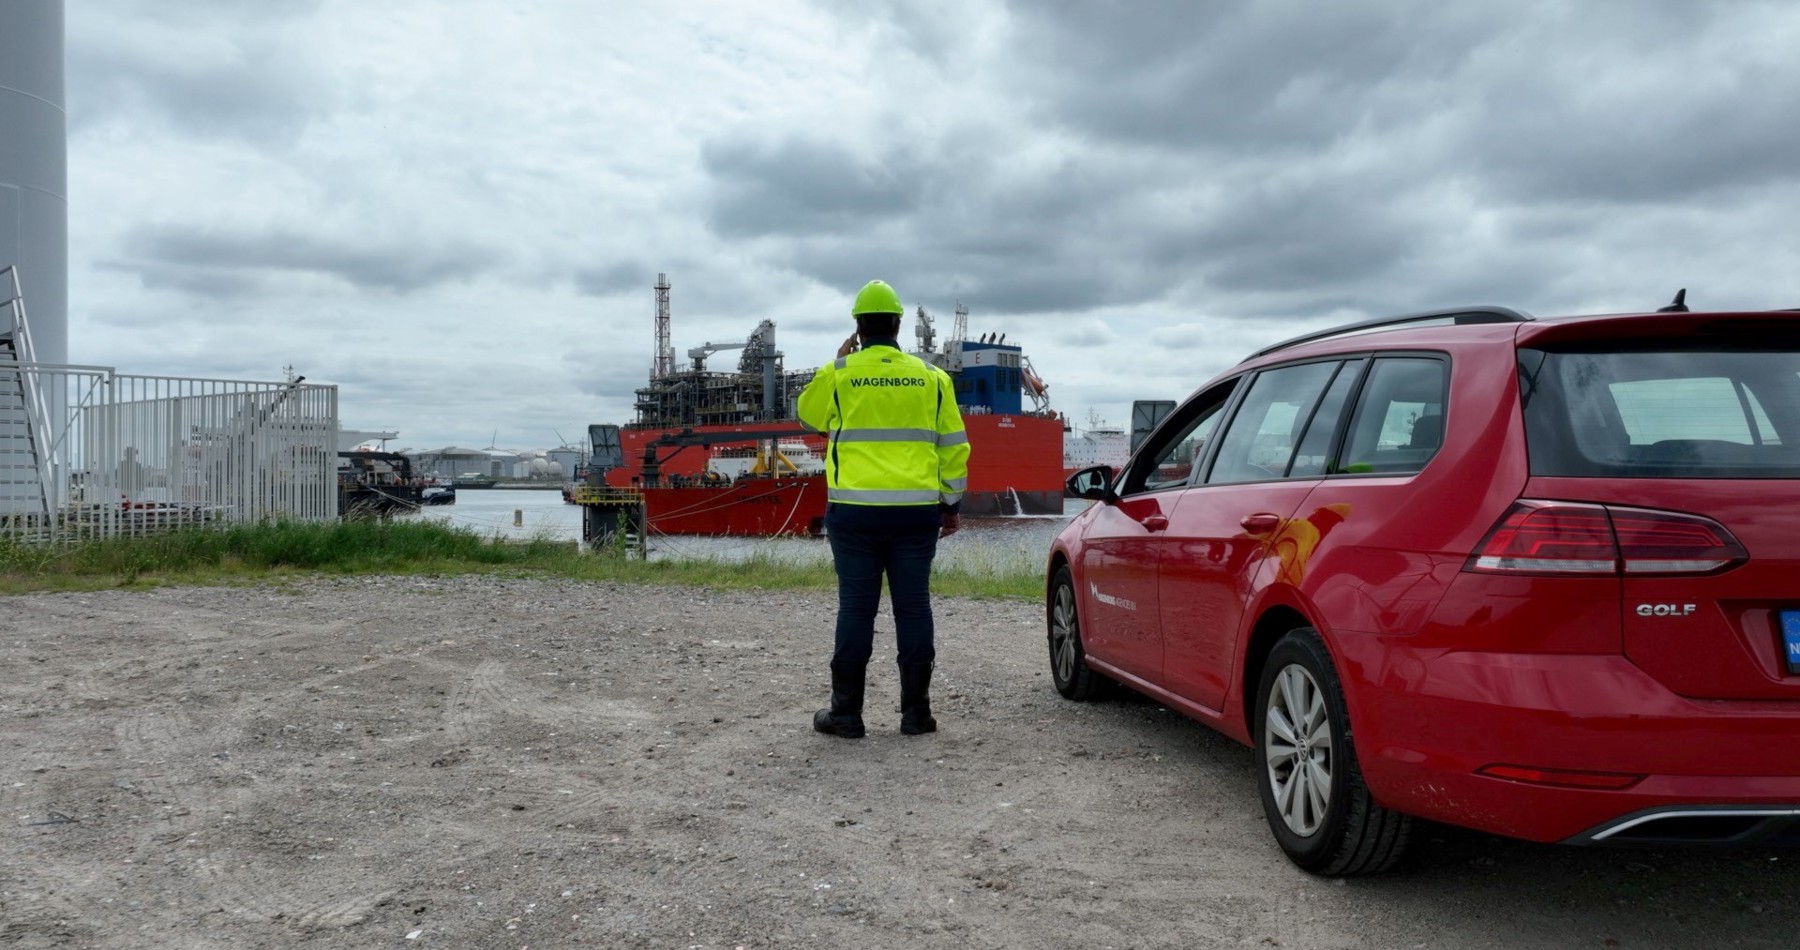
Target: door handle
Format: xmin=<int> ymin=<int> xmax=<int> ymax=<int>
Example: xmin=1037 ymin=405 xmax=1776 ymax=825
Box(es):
xmin=1240 ymin=512 xmax=1281 ymax=533
xmin=1141 ymin=514 xmax=1169 ymax=532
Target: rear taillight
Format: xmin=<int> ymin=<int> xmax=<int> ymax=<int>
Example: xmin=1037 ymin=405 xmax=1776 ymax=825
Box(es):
xmin=1466 ymin=502 xmax=1617 ymax=574
xmin=1610 ymin=509 xmax=1747 ymax=574
xmin=1466 ymin=501 xmax=1747 ymax=576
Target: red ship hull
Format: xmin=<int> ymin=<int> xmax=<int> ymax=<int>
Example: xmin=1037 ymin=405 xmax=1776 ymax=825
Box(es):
xmin=644 ymin=476 xmax=827 ymax=536
xmin=611 ymin=414 xmax=1065 ymax=515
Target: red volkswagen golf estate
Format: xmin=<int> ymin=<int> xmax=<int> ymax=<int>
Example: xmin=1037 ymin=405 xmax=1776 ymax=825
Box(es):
xmin=1048 ymin=298 xmax=1800 ymax=875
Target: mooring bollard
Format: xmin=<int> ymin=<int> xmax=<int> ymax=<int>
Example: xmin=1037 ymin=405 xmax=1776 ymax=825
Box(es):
xmin=514 ymin=509 xmax=523 ymax=527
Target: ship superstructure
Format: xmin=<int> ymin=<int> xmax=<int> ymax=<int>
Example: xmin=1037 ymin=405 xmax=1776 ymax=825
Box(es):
xmin=1063 ymin=410 xmax=1130 ymax=478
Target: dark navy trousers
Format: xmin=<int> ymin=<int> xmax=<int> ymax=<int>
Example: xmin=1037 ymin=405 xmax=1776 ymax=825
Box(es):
xmin=825 ymin=503 xmax=942 ymax=667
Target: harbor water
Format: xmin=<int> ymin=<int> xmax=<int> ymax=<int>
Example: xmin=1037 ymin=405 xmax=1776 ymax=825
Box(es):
xmin=403 ymin=488 xmax=1083 ymax=576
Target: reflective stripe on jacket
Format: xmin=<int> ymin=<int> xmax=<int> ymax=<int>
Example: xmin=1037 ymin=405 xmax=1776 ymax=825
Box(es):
xmin=795 ymin=343 xmax=970 ymax=509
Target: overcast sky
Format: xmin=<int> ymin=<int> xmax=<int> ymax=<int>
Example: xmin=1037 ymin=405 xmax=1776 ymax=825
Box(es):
xmin=66 ymin=0 xmax=1800 ymax=452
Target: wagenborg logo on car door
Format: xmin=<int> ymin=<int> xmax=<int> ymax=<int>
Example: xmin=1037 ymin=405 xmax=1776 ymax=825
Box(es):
xmin=1089 ymin=582 xmax=1137 ymax=611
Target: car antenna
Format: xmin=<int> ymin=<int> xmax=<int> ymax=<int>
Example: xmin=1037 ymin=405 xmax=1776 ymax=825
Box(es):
xmin=1656 ymin=288 xmax=1689 ymax=313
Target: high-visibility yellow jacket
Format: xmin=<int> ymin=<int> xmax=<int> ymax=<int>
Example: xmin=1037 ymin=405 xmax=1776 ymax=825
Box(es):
xmin=796 ymin=341 xmax=970 ymax=509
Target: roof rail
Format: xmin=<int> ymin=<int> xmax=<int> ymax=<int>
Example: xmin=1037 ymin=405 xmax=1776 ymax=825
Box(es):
xmin=1243 ymin=306 xmax=1533 ymax=362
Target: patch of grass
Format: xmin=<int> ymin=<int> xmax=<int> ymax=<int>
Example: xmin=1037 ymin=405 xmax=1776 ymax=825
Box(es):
xmin=931 ymin=563 xmax=1043 ymax=601
xmin=0 ymin=521 xmax=1044 ymax=602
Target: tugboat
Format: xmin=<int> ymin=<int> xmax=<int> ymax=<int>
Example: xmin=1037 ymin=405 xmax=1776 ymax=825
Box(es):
xmin=451 ymin=473 xmax=498 ymax=489
xmin=337 ymin=451 xmax=426 ymax=517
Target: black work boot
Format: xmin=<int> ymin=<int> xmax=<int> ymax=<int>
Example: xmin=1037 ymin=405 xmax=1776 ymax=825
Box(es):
xmin=899 ymin=663 xmax=937 ymax=735
xmin=813 ymin=662 xmax=866 ymax=739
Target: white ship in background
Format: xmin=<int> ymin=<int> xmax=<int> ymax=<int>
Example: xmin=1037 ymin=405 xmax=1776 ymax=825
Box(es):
xmin=1062 ymin=410 xmax=1130 ymax=478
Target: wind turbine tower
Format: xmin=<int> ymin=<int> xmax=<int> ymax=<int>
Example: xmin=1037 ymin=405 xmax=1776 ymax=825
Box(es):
xmin=0 ymin=0 xmax=68 ymax=364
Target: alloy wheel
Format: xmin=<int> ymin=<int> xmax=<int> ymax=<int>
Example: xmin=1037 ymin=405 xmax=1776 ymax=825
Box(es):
xmin=1052 ymin=584 xmax=1079 ymax=684
xmin=1264 ymin=663 xmax=1334 ymax=836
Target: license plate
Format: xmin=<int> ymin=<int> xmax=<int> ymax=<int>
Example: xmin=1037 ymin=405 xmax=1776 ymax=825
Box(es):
xmin=1782 ymin=610 xmax=1800 ymax=675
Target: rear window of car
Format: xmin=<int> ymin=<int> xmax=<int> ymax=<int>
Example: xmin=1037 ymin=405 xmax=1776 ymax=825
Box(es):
xmin=1521 ymin=346 xmax=1800 ymax=477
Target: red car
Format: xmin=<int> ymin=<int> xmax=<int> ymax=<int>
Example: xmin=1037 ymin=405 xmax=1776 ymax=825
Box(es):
xmin=1049 ymin=296 xmax=1800 ymax=875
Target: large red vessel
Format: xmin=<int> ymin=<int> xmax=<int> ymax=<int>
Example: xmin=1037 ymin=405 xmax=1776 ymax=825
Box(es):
xmin=575 ymin=474 xmax=827 ymax=538
xmin=602 ymin=289 xmax=1066 ymax=515
xmin=608 ymin=414 xmax=1063 ymax=515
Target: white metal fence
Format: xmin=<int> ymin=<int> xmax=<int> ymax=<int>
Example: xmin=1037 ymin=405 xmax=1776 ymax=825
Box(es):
xmin=0 ymin=363 xmax=339 ymax=543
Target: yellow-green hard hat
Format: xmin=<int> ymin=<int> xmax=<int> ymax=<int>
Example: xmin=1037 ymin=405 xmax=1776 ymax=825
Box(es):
xmin=852 ymin=280 xmax=903 ymax=316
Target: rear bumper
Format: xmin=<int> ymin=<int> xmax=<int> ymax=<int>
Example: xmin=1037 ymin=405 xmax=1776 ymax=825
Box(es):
xmin=1571 ymin=806 xmax=1800 ymax=847
xmin=1334 ymin=634 xmax=1800 ymax=843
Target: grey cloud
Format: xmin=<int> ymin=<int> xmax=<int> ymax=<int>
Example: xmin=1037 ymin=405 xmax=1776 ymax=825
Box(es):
xmin=1010 ymin=1 xmax=1800 ymax=209
xmin=1053 ymin=319 xmax=1121 ymax=348
xmin=95 ymin=262 xmax=270 ymax=302
xmin=694 ymin=72 xmax=1502 ymax=320
xmin=618 ymin=261 xmax=813 ymax=330
xmin=1003 ymin=1 xmax=1492 ymax=151
xmin=927 ymin=265 xmax=1123 ymax=315
xmin=69 ymin=3 xmax=332 ymax=142
xmin=311 ymin=349 xmax=609 ymax=446
xmin=696 ymin=128 xmax=1166 ymax=314
xmin=93 ymin=347 xmax=256 ymax=381
xmin=814 ymin=0 xmax=990 ymax=66
xmin=771 ymin=237 xmax=1105 ymax=316
xmin=1000 ymin=0 xmax=1242 ymax=75
xmin=118 ymin=226 xmax=498 ymax=294
xmin=1471 ymin=75 xmax=1800 ymax=205
xmin=574 ymin=261 xmax=654 ymax=298
xmin=702 ymin=135 xmax=927 ymax=238
xmin=563 ymin=344 xmax=659 ymax=401
xmin=1174 ymin=181 xmax=1417 ymax=296
xmin=1096 ymin=376 xmax=1193 ymax=407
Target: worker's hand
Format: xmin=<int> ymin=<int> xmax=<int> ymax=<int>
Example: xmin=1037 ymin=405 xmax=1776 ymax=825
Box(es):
xmin=940 ymin=513 xmax=960 ymax=538
xmin=836 ymin=333 xmax=859 ymax=358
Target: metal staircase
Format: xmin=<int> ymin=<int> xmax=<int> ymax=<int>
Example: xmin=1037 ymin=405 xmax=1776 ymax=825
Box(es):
xmin=0 ymin=265 xmax=56 ymax=523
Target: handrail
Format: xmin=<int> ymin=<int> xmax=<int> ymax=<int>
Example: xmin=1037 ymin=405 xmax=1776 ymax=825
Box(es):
xmin=0 ymin=265 xmax=59 ymax=517
xmin=1242 ymin=306 xmax=1533 ymax=362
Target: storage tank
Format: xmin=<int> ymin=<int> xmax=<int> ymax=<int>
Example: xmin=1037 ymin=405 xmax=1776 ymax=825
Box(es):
xmin=0 ymin=0 xmax=68 ymax=364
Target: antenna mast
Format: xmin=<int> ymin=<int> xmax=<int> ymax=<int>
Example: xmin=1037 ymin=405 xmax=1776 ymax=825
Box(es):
xmin=653 ymin=273 xmax=674 ymax=379
xmin=952 ymin=302 xmax=969 ymax=344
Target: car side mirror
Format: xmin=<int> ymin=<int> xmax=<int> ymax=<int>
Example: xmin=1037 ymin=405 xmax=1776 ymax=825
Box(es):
xmin=1066 ymin=465 xmax=1116 ymax=502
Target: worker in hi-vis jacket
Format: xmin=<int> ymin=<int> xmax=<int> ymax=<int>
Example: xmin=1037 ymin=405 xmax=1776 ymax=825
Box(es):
xmin=797 ymin=279 xmax=970 ymax=739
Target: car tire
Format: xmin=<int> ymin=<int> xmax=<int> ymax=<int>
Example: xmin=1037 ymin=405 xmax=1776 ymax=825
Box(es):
xmin=1254 ymin=626 xmax=1413 ymax=875
xmin=1048 ymin=565 xmax=1109 ymax=701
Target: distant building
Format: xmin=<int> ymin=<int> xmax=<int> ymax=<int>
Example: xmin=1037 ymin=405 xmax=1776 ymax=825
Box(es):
xmin=411 ymin=447 xmax=522 ymax=479
xmin=547 ymin=446 xmax=585 ymax=479
xmin=337 ymin=428 xmax=399 ymax=452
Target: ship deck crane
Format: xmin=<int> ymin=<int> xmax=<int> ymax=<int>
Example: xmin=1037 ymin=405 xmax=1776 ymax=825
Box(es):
xmin=686 ymin=340 xmax=746 ymax=370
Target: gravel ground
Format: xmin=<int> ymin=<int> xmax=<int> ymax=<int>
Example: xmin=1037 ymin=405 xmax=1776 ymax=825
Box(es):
xmin=1 ymin=574 xmax=1796 ymax=949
